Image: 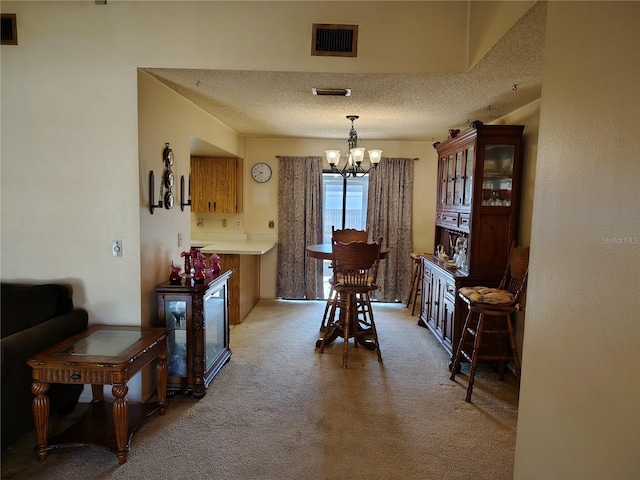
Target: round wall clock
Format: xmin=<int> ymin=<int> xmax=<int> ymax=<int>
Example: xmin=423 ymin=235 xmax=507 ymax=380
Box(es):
xmin=251 ymin=162 xmax=272 ymax=183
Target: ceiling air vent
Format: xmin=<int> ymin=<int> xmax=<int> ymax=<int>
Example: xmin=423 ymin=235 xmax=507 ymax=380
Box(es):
xmin=312 ymin=24 xmax=358 ymax=57
xmin=1 ymin=14 xmax=17 ymax=45
xmin=312 ymin=88 xmax=351 ymax=97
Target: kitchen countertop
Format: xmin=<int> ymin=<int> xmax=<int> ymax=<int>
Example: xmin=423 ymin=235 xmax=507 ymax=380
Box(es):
xmin=194 ymin=240 xmax=277 ymax=255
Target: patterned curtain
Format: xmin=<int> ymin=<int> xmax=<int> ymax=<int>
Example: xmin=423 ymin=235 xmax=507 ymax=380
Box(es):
xmin=366 ymin=158 xmax=414 ymax=302
xmin=276 ymin=156 xmax=324 ymax=299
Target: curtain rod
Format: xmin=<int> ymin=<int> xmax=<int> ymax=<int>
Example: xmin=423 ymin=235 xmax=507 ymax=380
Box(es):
xmin=276 ymin=155 xmax=419 ymax=160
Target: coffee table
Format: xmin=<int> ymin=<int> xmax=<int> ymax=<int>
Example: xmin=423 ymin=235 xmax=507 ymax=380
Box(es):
xmin=27 ymin=326 xmax=170 ymax=464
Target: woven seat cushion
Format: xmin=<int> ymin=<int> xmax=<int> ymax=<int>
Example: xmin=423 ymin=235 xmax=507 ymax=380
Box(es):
xmin=459 ymin=286 xmax=514 ymax=305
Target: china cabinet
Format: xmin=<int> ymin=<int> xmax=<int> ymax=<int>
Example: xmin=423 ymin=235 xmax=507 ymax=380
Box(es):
xmin=419 ymin=124 xmax=524 ymax=364
xmin=190 ymin=156 xmax=243 ymax=214
xmin=156 ymin=270 xmax=233 ymax=397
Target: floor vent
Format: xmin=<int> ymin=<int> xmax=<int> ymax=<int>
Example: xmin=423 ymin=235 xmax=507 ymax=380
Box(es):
xmin=1 ymin=14 xmax=17 ymax=45
xmin=312 ymin=24 xmax=358 ymax=57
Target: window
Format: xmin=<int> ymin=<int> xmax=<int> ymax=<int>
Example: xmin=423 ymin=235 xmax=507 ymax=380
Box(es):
xmin=321 ymin=173 xmax=369 ymax=296
xmin=322 ymin=173 xmax=368 ymax=243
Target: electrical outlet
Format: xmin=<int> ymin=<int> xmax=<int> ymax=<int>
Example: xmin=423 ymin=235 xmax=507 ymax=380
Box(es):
xmin=236 ymin=220 xmax=241 ymax=228
xmin=112 ymin=240 xmax=123 ymax=257
xmin=197 ymin=218 xmax=204 ymax=227
xmin=268 ymin=220 xmax=275 ymax=229
xmin=178 ymin=233 xmax=183 ymax=247
xmin=222 ymin=219 xmax=227 ymax=228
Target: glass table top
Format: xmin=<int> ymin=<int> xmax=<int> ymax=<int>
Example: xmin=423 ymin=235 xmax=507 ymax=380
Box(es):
xmin=55 ymin=329 xmax=151 ymax=357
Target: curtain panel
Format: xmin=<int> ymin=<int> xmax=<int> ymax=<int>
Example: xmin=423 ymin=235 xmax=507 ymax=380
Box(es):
xmin=276 ymin=156 xmax=324 ymax=299
xmin=366 ymin=157 xmax=414 ymax=302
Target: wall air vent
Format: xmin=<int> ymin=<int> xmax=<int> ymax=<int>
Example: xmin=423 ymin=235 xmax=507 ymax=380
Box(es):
xmin=312 ymin=24 xmax=358 ymax=57
xmin=312 ymin=88 xmax=352 ymax=97
xmin=1 ymin=14 xmax=17 ymax=45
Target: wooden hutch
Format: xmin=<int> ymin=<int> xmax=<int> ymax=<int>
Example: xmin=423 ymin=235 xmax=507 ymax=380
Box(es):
xmin=156 ymin=270 xmax=233 ymax=397
xmin=418 ymin=123 xmax=524 ymax=366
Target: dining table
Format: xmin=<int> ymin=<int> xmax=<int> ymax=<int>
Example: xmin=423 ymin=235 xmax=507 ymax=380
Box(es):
xmin=306 ymin=243 xmax=391 ymax=350
xmin=306 ymin=243 xmax=391 ymax=261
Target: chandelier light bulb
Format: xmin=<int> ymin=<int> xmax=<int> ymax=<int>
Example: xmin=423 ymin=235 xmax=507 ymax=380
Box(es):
xmin=368 ymin=150 xmax=383 ymax=165
xmin=350 ymin=148 xmax=365 ymax=165
xmin=325 ymin=150 xmax=341 ymax=166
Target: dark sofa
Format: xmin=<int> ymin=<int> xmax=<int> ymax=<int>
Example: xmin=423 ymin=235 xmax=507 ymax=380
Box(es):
xmin=1 ymin=283 xmax=88 ymax=453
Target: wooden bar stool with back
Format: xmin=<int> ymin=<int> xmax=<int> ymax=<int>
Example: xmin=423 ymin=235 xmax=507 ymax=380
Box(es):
xmin=450 ymin=242 xmax=529 ymax=402
xmin=319 ymin=227 xmax=369 ymax=331
xmin=319 ymin=237 xmax=383 ymax=368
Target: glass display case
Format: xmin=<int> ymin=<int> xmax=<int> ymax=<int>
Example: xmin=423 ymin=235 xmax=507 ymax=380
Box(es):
xmin=421 ymin=124 xmax=524 ymax=365
xmin=481 ymin=144 xmax=515 ymax=206
xmin=156 ymin=269 xmax=233 ymax=398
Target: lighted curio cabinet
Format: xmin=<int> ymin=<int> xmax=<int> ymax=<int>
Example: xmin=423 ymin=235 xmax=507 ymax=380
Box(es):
xmin=156 ymin=270 xmax=233 ymax=397
xmin=190 ymin=156 xmax=243 ymax=214
xmin=419 ymin=124 xmax=524 ymax=364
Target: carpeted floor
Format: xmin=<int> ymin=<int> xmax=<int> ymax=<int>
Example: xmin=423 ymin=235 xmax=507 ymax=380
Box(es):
xmin=1 ymin=300 xmax=519 ymax=480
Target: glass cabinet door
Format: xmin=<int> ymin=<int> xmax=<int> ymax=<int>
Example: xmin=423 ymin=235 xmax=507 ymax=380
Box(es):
xmin=203 ymin=283 xmax=226 ymax=373
xmin=463 ymin=146 xmax=474 ymax=207
xmin=438 ymin=156 xmax=447 ymax=205
xmin=453 ymin=151 xmax=464 ymax=206
xmin=446 ymin=154 xmax=455 ymax=205
xmin=481 ymin=144 xmax=514 ymax=206
xmin=165 ymin=299 xmax=188 ymax=378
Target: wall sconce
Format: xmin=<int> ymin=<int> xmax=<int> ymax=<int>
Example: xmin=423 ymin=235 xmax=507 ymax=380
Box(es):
xmin=149 ymin=143 xmax=175 ymax=214
xmin=180 ymin=175 xmax=191 ymax=211
xmin=149 ymin=170 xmax=163 ymax=214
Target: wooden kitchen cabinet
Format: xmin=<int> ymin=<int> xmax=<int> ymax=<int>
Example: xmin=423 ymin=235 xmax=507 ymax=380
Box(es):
xmin=218 ymin=254 xmax=260 ymax=325
xmin=191 ymin=156 xmax=243 ymax=214
xmin=419 ymin=124 xmax=524 ymax=365
xmin=156 ymin=270 xmax=233 ymax=397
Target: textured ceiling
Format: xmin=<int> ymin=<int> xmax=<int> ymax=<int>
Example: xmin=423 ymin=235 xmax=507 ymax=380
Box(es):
xmin=145 ymin=2 xmax=545 ymax=145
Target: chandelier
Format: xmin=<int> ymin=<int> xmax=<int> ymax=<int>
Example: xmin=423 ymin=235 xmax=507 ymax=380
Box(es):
xmin=325 ymin=115 xmax=382 ymax=179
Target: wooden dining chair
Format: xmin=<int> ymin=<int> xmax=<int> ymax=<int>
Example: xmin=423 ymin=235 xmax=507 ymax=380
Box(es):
xmin=319 ymin=237 xmax=383 ymax=368
xmin=450 ymin=242 xmax=529 ymax=402
xmin=319 ymin=227 xmax=369 ymax=331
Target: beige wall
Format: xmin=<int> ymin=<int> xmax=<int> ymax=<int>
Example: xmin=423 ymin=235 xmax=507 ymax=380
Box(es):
xmin=5 ymin=2 xmax=638 ymax=475
xmin=240 ymin=138 xmax=434 ymax=298
xmin=468 ymin=1 xmax=536 ymax=68
xmin=138 ymin=70 xmax=245 ymax=323
xmin=514 ymin=2 xmax=639 ymax=479
xmin=491 ymin=99 xmax=541 ymax=359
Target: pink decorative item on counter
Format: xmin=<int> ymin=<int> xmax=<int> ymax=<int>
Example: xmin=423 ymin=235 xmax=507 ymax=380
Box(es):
xmin=180 ymin=250 xmax=193 ymax=277
xmin=209 ymin=253 xmax=221 ymax=274
xmin=169 ymin=261 xmax=182 ymax=285
xmin=191 ymin=247 xmax=208 ymax=283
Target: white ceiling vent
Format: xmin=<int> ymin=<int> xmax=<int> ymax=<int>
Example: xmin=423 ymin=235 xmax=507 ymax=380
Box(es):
xmin=312 ymin=88 xmax=352 ymax=97
xmin=311 ymin=24 xmax=358 ymax=57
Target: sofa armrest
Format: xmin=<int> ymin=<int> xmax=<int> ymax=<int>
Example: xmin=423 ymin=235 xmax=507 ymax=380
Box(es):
xmin=1 ymin=309 xmax=88 ymax=379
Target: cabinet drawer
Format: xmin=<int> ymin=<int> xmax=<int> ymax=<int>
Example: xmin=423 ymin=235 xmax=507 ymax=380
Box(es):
xmin=444 ymin=280 xmax=456 ymax=300
xmin=437 ymin=211 xmax=459 ymax=228
xmin=459 ymin=213 xmax=471 ymax=231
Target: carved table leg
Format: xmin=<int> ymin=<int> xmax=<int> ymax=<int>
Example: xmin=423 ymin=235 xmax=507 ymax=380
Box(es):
xmin=31 ymin=381 xmax=50 ymax=461
xmin=156 ymin=347 xmax=168 ymax=415
xmin=91 ymin=384 xmax=104 ymax=402
xmin=111 ymin=383 xmax=129 ymax=464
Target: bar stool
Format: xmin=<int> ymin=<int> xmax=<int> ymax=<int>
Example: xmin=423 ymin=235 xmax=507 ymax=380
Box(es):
xmin=406 ymin=252 xmax=426 ymax=316
xmin=320 ymin=227 xmax=369 ymax=331
xmin=450 ymin=243 xmax=529 ymax=402
xmin=320 ymin=238 xmax=383 ymax=368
